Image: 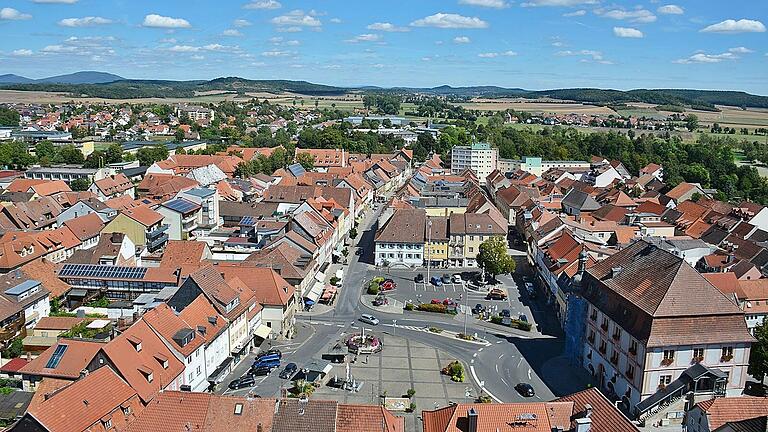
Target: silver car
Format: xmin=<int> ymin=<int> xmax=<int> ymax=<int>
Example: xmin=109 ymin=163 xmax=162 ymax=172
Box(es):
xmin=359 ymin=314 xmax=380 ymax=325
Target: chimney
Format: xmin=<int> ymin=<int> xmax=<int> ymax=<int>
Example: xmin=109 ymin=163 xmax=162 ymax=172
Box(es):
xmin=298 ymin=394 xmax=309 ymax=416
xmin=467 ymin=408 xmax=478 ymax=432
xmin=79 ymin=369 xmax=89 ymax=379
xmin=575 ymin=417 xmax=592 ymax=432
xmin=584 ymin=404 xmax=592 ymax=418
xmin=610 ymin=267 xmax=623 ymax=278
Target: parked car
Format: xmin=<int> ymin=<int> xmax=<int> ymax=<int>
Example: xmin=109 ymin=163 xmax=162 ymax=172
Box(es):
xmin=524 ymin=282 xmax=536 ymax=298
xmin=261 ymin=349 xmax=282 ymax=358
xmin=414 ymin=273 xmax=424 ymax=283
xmin=355 ymin=248 xmax=363 ymax=256
xmin=229 ymin=375 xmax=256 ymax=389
xmin=380 ymin=280 xmax=397 ymax=291
xmin=443 ymin=298 xmax=457 ymax=307
xmin=251 ymin=366 xmax=274 ymax=377
xmin=256 ymin=353 xmax=281 ymax=363
xmin=279 ymin=362 xmax=297 ymax=379
xmin=252 ymin=357 xmax=280 ymax=370
xmin=372 ymin=295 xmax=388 ymax=306
xmin=360 ymin=314 xmax=380 ymax=325
xmin=441 ymin=274 xmax=451 ymax=284
xmin=487 ymin=288 xmax=508 ymax=300
xmin=452 ymin=274 xmax=463 ymax=284
xmin=472 ymin=303 xmax=485 ymax=314
xmin=430 ymin=276 xmax=443 ymax=287
xmin=518 ymin=314 xmax=528 ymax=323
xmin=515 ymin=383 xmax=535 ymax=397
xmin=431 ymin=298 xmax=442 ymax=304
xmin=500 ymin=309 xmax=511 ymax=318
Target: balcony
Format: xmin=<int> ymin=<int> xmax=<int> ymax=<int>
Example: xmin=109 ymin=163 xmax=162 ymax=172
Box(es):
xmin=590 ymin=313 xmax=597 ymax=321
xmin=612 ymin=333 xmax=621 ymax=341
xmin=610 ymin=355 xmax=619 ymax=365
xmin=600 ymin=323 xmax=609 ymax=331
xmin=692 ymin=356 xmax=704 ymax=364
xmin=147 ymin=233 xmax=169 ymax=252
xmin=721 ymin=354 xmax=733 ymax=363
xmin=628 ymin=346 xmax=637 ymax=356
xmin=598 ymin=345 xmax=607 ymax=355
xmin=147 ymin=224 xmax=169 ymax=239
xmin=660 ymin=358 xmax=674 ymax=367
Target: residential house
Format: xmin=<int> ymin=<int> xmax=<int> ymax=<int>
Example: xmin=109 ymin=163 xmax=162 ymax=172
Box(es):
xmin=571 ymin=240 xmax=754 ymax=419
xmin=374 ymin=209 xmax=426 ymax=268
xmin=176 ymin=188 xmax=220 ymax=236
xmin=562 ymin=189 xmax=601 ymax=217
xmin=55 ymin=198 xmax=117 ymax=225
xmin=666 ymin=182 xmax=709 ymax=205
xmin=424 ymin=216 xmax=449 ymax=268
xmin=103 ymin=206 xmax=168 ymax=253
xmin=448 ymin=212 xmax=506 ymax=267
xmin=88 ymin=173 xmax=134 ymax=201
xmin=0 ymin=275 xmax=50 ymax=350
xmin=156 ymin=198 xmax=202 ymax=241
xmin=18 ymin=339 xmax=105 ymax=391
xmin=61 ymin=213 xmax=104 ymax=250
xmin=685 ymin=396 xmax=768 ymax=432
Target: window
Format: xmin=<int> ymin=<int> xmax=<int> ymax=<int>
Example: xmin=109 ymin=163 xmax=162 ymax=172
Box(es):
xmin=123 ymin=406 xmax=131 ymax=416
xmin=197 ymin=365 xmax=201 ymax=376
xmin=469 ymin=235 xmax=474 ymax=241
xmin=722 ymin=346 xmax=734 ymax=361
xmin=693 ymin=348 xmax=704 ymax=360
xmin=629 ymin=339 xmax=638 ymax=355
xmin=663 ymin=350 xmax=675 ymax=360
xmin=188 ymin=372 xmax=193 ymax=382
xmin=626 ymin=364 xmax=635 ymax=379
xmin=659 ymin=375 xmax=672 ymax=387
xmin=103 ymin=419 xmax=113 ymax=429
xmin=469 ymin=247 xmax=474 ymax=253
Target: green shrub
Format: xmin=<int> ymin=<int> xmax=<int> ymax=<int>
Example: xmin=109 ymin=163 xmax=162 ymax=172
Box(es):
xmin=490 ymin=316 xmax=503 ymax=324
xmin=457 ymin=333 xmax=475 ymax=341
xmin=372 ymin=276 xmax=385 ymax=284
xmin=510 ymin=320 xmax=532 ymax=331
xmin=329 ymin=276 xmax=340 ymax=286
xmin=406 ymin=388 xmax=416 ymax=398
xmin=406 ymin=402 xmax=416 ymax=413
xmin=428 ymin=327 xmax=443 ymax=333
xmin=367 ymin=283 xmax=380 ymax=295
xmin=417 ymin=303 xmax=446 ymax=313
xmin=404 ymin=303 xmax=415 ymax=311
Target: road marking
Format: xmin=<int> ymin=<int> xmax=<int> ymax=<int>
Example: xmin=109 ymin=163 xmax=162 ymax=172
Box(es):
xmin=527 ymin=368 xmax=532 ymax=380
xmin=499 ymin=354 xmax=504 ymax=360
xmin=478 ymin=348 xmax=483 ymax=352
xmin=470 ymin=366 xmax=503 ymax=403
xmin=496 ymin=341 xmax=502 ymax=344
xmin=473 ymin=353 xmax=477 ymax=358
xmin=471 ymin=359 xmax=474 ymax=364
xmin=517 ymin=358 xmax=523 ymax=368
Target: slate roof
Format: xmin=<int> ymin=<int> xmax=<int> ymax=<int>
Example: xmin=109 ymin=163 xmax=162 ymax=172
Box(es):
xmin=562 ymin=189 xmax=601 ymax=212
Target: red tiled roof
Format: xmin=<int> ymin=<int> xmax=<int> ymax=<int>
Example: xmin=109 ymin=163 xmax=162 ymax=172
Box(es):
xmin=160 ymin=240 xmax=209 ymax=267
xmin=696 ymin=396 xmax=768 ymax=430
xmin=28 ymin=366 xmax=139 ymax=432
xmin=555 ymin=388 xmax=638 ymax=432
xmin=19 ymin=339 xmax=105 ymax=380
xmin=0 ymin=357 xmax=29 ymax=373
xmin=122 ymin=205 xmax=163 ymax=227
xmin=62 ymin=213 xmax=105 ymax=242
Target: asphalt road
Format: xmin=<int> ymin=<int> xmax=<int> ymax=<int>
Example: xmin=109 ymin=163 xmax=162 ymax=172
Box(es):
xmin=221 ymin=201 xmax=582 ymax=403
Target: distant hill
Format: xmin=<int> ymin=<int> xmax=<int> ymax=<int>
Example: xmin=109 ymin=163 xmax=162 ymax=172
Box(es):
xmin=0 ymin=74 xmax=35 ymax=84
xmin=37 ymin=71 xmax=124 ymax=84
xmin=1 ymin=73 xmax=767 ymax=108
xmin=0 ymin=71 xmax=124 ymax=85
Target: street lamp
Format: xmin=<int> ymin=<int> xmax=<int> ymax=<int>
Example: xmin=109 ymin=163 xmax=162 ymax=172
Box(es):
xmin=426 ymin=219 xmax=432 ymax=284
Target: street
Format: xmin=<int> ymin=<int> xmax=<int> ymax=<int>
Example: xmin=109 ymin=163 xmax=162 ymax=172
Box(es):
xmin=215 ymin=199 xmax=590 ymax=430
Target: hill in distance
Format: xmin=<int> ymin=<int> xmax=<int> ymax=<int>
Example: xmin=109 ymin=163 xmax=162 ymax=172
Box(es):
xmin=0 ymin=71 xmax=767 ymax=108
xmin=0 ymin=71 xmax=124 ymax=85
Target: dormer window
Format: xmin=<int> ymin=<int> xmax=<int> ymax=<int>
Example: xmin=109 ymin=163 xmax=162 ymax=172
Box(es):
xmin=127 ymin=336 xmax=142 ymax=352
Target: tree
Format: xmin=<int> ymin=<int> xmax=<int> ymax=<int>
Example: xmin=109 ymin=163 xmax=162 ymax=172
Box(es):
xmin=55 ymin=144 xmax=85 ymax=165
xmin=750 ymin=319 xmax=768 ymax=383
xmin=137 ymin=144 xmax=169 ymax=167
xmin=175 ymin=128 xmax=185 ymax=142
xmin=685 ymin=114 xmax=699 ymax=132
xmin=296 ymin=152 xmax=315 ymax=171
xmin=34 ymin=140 xmax=57 ymax=162
xmin=70 ymin=178 xmax=91 ymax=191
xmin=476 ymin=236 xmax=516 ymax=281
xmin=0 ymin=107 xmax=19 ymax=127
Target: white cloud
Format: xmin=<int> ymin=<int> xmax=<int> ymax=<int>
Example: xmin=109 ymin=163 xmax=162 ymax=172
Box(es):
xmin=261 ymin=50 xmax=291 ymax=57
xmin=345 ymin=33 xmax=382 ymax=43
xmin=729 ymin=46 xmax=753 ymax=54
xmin=222 ymin=29 xmax=243 ymax=37
xmin=168 ymin=44 xmax=237 ymax=53
xmin=563 ymin=10 xmax=586 ymax=17
xmin=168 ymin=45 xmax=199 ymax=53
xmin=556 ymin=49 xmax=611 ymax=63
xmin=367 ymin=22 xmax=409 ymax=32
xmin=454 ymin=36 xmax=471 ymax=43
xmin=701 ymin=19 xmax=766 ymax=34
xmin=11 ymin=49 xmax=33 ymax=57
xmin=42 ymin=44 xmax=78 ymax=53
xmin=674 ymin=52 xmax=738 ymax=64
xmin=284 ymin=40 xmax=300 ymax=46
xmin=657 ymin=5 xmax=684 ymax=15
xmin=191 ymin=55 xmax=205 ymax=60
xmin=32 ymin=0 xmax=77 ymax=3
xmin=613 ymin=27 xmax=644 ymax=38
xmin=410 ymin=13 xmax=489 ymax=28
xmin=521 ymin=0 xmax=597 ymax=7
xmin=0 ymin=8 xmax=32 ymax=20
xmin=478 ymin=50 xmax=517 ymax=58
xmin=142 ymin=14 xmax=191 ymax=29
xmin=276 ymin=26 xmax=302 ymax=33
xmin=458 ymin=0 xmax=510 ymax=9
xmin=598 ymin=8 xmax=657 ymax=23
xmin=271 ymin=10 xmax=321 ymax=27
xmin=243 ymin=0 xmax=281 ymax=10
xmin=233 ymin=19 xmax=252 ymax=27
xmin=58 ymin=16 xmax=112 ymax=27
xmin=329 ymin=18 xmax=342 ymax=23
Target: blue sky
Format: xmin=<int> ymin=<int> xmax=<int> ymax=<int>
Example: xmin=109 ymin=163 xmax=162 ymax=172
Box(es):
xmin=0 ymin=0 xmax=766 ymax=93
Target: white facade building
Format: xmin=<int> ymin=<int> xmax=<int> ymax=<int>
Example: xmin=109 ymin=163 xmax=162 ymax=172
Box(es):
xmin=450 ymin=143 xmax=498 ymax=181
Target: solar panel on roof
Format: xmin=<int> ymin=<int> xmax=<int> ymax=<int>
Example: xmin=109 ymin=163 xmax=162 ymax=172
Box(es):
xmin=45 ymin=344 xmax=68 ymax=369
xmin=164 ymin=199 xmax=199 ymax=214
xmin=59 ymin=264 xmax=148 ymax=280
xmin=239 ymin=216 xmax=255 ymax=226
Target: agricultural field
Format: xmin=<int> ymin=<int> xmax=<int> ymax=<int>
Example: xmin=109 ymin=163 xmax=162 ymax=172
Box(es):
xmin=457 ymin=98 xmax=616 ymax=115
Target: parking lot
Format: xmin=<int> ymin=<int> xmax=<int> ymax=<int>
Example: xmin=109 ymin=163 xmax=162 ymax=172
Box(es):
xmin=367 ymin=268 xmax=537 ymax=328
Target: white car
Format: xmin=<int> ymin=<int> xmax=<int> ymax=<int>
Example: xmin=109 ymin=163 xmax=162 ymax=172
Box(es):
xmin=452 ymin=274 xmax=463 ymax=284
xmin=359 ymin=314 xmax=380 ymax=325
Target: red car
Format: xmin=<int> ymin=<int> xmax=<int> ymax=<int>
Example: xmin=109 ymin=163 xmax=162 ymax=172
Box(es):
xmin=442 ymin=299 xmax=457 ymax=306
xmin=431 ymin=298 xmax=442 ymax=304
xmin=380 ymin=281 xmax=397 ymax=291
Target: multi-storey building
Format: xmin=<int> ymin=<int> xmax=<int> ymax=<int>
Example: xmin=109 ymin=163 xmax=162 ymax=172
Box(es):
xmin=447 ymin=212 xmax=506 ymax=267
xmin=570 ymin=240 xmax=754 ymax=418
xmin=374 ymin=209 xmax=425 ymax=268
xmin=450 ymin=143 xmax=498 ymax=181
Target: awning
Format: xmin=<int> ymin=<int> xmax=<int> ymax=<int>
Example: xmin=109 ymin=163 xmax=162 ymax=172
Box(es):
xmin=68 ymin=289 xmax=88 ymax=297
xmin=305 ymin=281 xmax=324 ymax=304
xmin=253 ymin=324 xmax=271 ymax=339
xmin=314 ymin=272 xmax=326 ymax=283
